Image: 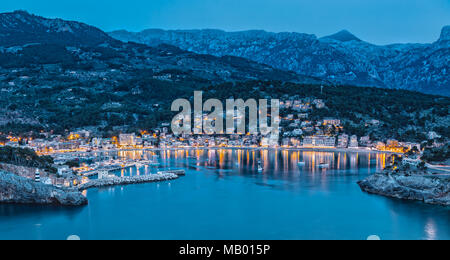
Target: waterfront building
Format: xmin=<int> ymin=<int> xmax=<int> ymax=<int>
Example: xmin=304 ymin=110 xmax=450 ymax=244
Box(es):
xmin=349 ymin=135 xmax=359 ymax=148
xmin=261 ymin=134 xmax=279 ymax=147
xmin=360 ymin=136 xmax=371 ymax=147
xmin=375 ymin=141 xmax=386 ymax=150
xmin=119 ymin=133 xmax=136 ymax=147
xmin=386 ymin=139 xmax=399 ymax=147
xmin=337 ymin=134 xmax=349 ymax=148
xmin=290 ymin=138 xmax=301 ymax=147
xmin=302 ymin=136 xmax=314 ymax=147
xmin=302 ymin=135 xmax=336 ymax=148
xmin=142 ymin=135 xmax=158 ymax=146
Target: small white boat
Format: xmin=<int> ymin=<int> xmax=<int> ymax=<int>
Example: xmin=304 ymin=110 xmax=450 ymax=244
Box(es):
xmin=257 ymin=160 xmax=263 ymax=172
xmin=148 ymin=162 xmax=160 ymax=166
xmin=318 ymin=163 xmax=329 ymax=169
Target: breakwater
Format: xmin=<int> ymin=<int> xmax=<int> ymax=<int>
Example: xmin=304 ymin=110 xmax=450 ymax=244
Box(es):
xmin=77 ymin=172 xmax=181 ymax=190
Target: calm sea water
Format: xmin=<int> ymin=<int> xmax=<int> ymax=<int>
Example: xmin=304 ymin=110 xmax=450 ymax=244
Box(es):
xmin=0 ymin=149 xmax=449 ymax=240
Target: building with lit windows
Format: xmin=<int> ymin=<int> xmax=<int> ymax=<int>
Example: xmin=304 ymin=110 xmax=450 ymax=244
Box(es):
xmin=119 ymin=133 xmax=136 ymax=147
xmin=349 ymin=135 xmax=359 ymax=148
xmin=302 ymin=135 xmax=336 ymax=148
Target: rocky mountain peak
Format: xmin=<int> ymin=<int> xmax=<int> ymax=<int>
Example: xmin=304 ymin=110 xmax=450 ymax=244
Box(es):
xmin=322 ymin=30 xmax=361 ymax=42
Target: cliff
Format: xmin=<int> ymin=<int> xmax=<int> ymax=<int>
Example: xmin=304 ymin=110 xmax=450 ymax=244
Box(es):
xmin=358 ymin=173 xmax=449 ymax=206
xmin=0 ymin=170 xmax=87 ymax=206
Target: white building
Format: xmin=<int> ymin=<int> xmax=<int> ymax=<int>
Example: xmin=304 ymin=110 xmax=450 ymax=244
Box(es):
xmin=349 ymin=135 xmax=359 ymax=148
xmin=303 ymin=135 xmax=336 ymax=148
xmin=337 ymin=134 xmax=349 ymax=148
xmin=323 ymin=118 xmax=341 ymax=126
xmin=119 ymin=133 xmax=136 ymax=147
xmin=360 ymin=136 xmax=371 ymax=147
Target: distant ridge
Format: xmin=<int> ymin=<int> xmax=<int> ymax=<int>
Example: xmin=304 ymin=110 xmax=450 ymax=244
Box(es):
xmin=110 ymin=26 xmax=450 ymax=96
xmin=0 ymin=10 xmax=116 ymax=47
xmin=0 ymin=11 xmax=314 ymax=84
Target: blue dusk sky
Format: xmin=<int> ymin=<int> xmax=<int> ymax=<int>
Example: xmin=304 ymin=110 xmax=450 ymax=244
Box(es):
xmin=1 ymin=0 xmax=449 ymax=45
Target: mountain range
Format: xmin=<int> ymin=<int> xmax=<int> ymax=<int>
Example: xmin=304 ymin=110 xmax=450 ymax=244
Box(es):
xmin=0 ymin=10 xmax=448 ymax=95
xmin=0 ymin=11 xmax=305 ymax=83
xmin=110 ymin=26 xmax=450 ymax=96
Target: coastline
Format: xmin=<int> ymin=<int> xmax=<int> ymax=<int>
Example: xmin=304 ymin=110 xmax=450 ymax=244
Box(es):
xmin=358 ymin=173 xmax=450 ymax=206
xmin=0 ymin=170 xmax=88 ymax=206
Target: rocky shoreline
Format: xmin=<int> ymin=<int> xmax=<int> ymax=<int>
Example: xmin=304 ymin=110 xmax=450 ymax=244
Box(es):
xmin=0 ymin=170 xmax=87 ymax=206
xmin=0 ymin=169 xmax=182 ymax=206
xmin=358 ymin=173 xmax=450 ymax=206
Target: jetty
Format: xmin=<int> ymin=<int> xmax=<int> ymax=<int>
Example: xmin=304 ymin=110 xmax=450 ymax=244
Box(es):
xmin=77 ymin=170 xmax=185 ymax=190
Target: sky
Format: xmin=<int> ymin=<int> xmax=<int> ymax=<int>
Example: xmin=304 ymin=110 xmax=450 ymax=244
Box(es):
xmin=2 ymin=0 xmax=450 ymax=45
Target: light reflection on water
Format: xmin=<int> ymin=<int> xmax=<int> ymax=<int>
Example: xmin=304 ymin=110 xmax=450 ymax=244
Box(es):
xmin=111 ymin=149 xmax=387 ymax=178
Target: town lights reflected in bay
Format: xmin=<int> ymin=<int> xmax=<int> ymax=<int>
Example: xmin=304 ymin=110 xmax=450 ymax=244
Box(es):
xmin=100 ymin=149 xmax=388 ymax=179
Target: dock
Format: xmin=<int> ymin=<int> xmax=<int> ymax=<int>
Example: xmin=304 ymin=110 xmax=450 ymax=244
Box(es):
xmin=77 ymin=172 xmax=181 ymax=190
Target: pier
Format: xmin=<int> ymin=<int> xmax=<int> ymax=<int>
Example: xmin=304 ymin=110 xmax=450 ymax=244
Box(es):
xmin=77 ymin=171 xmax=182 ymax=190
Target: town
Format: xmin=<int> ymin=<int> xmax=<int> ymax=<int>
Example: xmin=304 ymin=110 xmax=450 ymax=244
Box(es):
xmin=2 ymin=97 xmax=439 ymax=156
